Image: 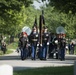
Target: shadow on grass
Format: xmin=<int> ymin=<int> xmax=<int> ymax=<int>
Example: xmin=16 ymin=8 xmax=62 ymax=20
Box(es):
xmin=14 ymin=66 xmax=74 ymax=75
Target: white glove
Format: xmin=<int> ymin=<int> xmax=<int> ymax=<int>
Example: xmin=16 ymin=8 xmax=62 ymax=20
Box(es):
xmin=40 ymin=44 xmax=42 ymax=46
xmin=47 ymin=42 xmax=49 ymax=45
xmin=55 ymin=40 xmax=58 ymax=44
xmin=37 ymin=44 xmax=39 ymax=46
xmin=28 ymin=44 xmax=30 ymax=46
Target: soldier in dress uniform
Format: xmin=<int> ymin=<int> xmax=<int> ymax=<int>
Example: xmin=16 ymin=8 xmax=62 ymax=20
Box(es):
xmin=18 ymin=32 xmax=28 ymax=60
xmin=49 ymin=33 xmax=55 ymax=58
xmin=58 ymin=34 xmax=66 ymax=61
xmin=30 ymin=26 xmax=39 ymax=60
xmin=41 ymin=26 xmax=49 ymax=60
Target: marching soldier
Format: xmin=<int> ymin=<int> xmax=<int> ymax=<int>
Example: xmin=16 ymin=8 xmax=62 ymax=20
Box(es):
xmin=41 ymin=26 xmax=49 ymax=60
xmin=49 ymin=33 xmax=55 ymax=58
xmin=58 ymin=34 xmax=66 ymax=61
xmin=18 ymin=32 xmax=28 ymax=60
xmin=30 ymin=26 xmax=39 ymax=60
xmin=49 ymin=33 xmax=59 ymax=59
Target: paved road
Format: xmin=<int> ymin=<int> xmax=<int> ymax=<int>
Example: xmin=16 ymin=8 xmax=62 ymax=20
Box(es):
xmin=0 ymin=51 xmax=76 ymax=71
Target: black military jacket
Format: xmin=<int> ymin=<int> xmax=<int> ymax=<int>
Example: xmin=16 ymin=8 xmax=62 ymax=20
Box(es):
xmin=42 ymin=32 xmax=49 ymax=44
xmin=59 ymin=38 xmax=66 ymax=49
xmin=18 ymin=36 xmax=28 ymax=49
xmin=30 ymin=32 xmax=39 ymax=46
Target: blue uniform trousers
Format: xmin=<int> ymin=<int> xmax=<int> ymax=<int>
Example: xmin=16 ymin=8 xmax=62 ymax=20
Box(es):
xmin=42 ymin=44 xmax=47 ymax=59
xmin=60 ymin=48 xmax=65 ymax=60
xmin=39 ymin=46 xmax=43 ymax=60
xmin=31 ymin=45 xmax=36 ymax=60
xmin=39 ymin=43 xmax=47 ymax=60
xmin=20 ymin=48 xmax=27 ymax=60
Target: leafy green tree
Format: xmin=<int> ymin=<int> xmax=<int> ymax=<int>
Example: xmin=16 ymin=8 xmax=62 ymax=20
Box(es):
xmin=24 ymin=6 xmax=41 ymax=29
xmin=44 ymin=6 xmax=76 ymax=38
xmin=0 ymin=0 xmax=33 ymax=35
xmin=48 ymin=0 xmax=76 ymax=14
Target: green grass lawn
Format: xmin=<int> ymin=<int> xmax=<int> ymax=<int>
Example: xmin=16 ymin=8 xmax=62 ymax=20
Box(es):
xmin=14 ymin=66 xmax=73 ymax=75
xmin=7 ymin=38 xmax=18 ymax=49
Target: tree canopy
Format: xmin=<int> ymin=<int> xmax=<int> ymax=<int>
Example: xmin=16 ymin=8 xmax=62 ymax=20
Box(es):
xmin=48 ymin=0 xmax=76 ymax=14
xmin=0 ymin=0 xmax=33 ymax=35
xmin=37 ymin=0 xmax=76 ymax=38
xmin=0 ymin=0 xmax=76 ymax=39
xmin=44 ymin=6 xmax=76 ymax=38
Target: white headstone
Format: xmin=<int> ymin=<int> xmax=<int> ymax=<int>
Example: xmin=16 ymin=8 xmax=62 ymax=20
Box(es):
xmin=0 ymin=64 xmax=13 ymax=75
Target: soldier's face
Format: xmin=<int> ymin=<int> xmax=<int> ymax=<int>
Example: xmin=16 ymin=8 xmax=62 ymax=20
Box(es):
xmin=44 ymin=29 xmax=47 ymax=33
xmin=23 ymin=34 xmax=27 ymax=37
xmin=33 ymin=29 xmax=36 ymax=32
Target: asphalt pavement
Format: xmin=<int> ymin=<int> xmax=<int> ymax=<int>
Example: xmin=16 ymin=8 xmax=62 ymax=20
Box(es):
xmin=0 ymin=51 xmax=76 ymax=71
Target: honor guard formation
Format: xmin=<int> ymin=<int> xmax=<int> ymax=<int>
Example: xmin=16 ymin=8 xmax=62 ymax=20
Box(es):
xmin=18 ymin=11 xmax=66 ymax=61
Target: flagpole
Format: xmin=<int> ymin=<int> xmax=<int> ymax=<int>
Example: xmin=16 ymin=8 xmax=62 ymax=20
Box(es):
xmin=39 ymin=0 xmax=46 ymax=59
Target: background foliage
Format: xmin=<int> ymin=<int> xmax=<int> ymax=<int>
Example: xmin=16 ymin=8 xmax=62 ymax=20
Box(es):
xmin=0 ymin=0 xmax=76 ymax=39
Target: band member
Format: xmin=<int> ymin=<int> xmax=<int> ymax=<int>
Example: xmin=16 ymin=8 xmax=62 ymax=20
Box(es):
xmin=49 ymin=33 xmax=55 ymax=58
xmin=18 ymin=32 xmax=28 ymax=60
xmin=30 ymin=26 xmax=39 ymax=60
xmin=49 ymin=33 xmax=59 ymax=58
xmin=41 ymin=26 xmax=49 ymax=60
xmin=58 ymin=34 xmax=66 ymax=61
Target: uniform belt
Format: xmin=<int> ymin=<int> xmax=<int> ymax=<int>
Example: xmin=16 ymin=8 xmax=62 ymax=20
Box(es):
xmin=44 ymin=38 xmax=47 ymax=40
xmin=32 ymin=39 xmax=37 ymax=41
